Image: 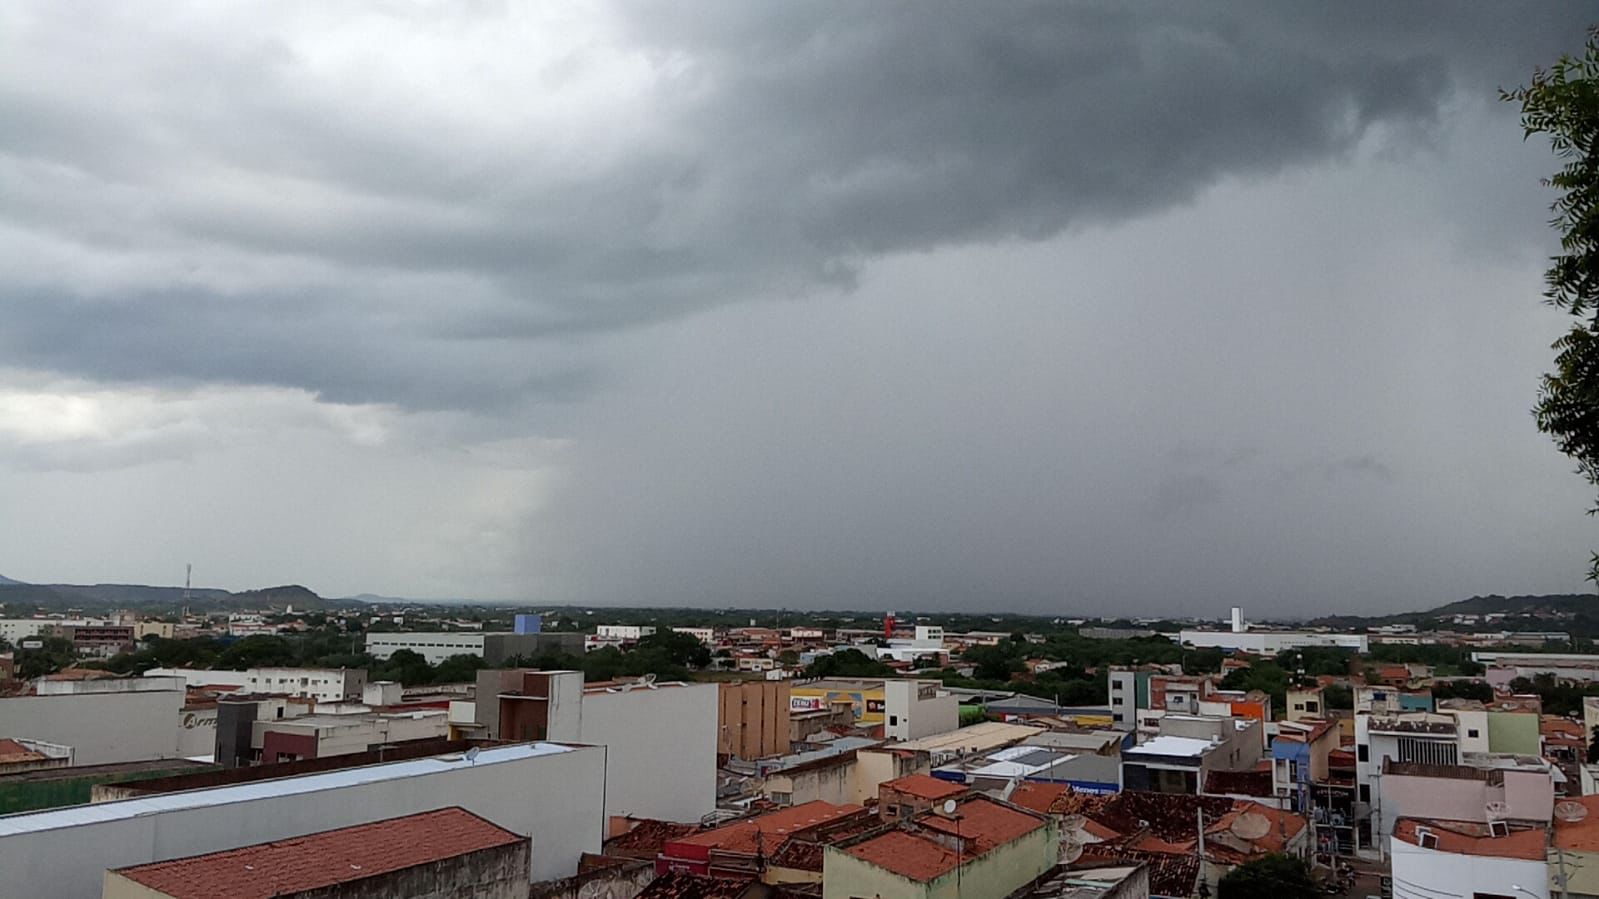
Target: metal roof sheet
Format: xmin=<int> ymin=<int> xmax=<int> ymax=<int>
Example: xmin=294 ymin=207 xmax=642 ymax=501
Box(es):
xmin=0 ymin=742 xmax=573 ymax=837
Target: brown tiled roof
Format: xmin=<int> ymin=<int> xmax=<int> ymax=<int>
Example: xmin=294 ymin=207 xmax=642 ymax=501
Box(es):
xmin=605 ymin=819 xmax=701 ymax=857
xmin=883 ymin=774 xmax=966 ymax=801
xmin=636 ymin=871 xmax=755 ymax=899
xmin=1009 ymin=782 xmax=1073 ymax=815
xmin=0 ymin=739 xmax=46 ymax=765
xmin=672 ymin=801 xmax=864 ymax=855
xmin=769 ymin=839 xmax=824 ymax=871
xmin=1079 ymin=847 xmax=1199 ymax=898
xmin=1554 ymin=796 xmax=1599 ymax=852
xmin=843 ymin=829 xmax=961 ymax=881
xmin=109 ymin=807 xmax=525 ymax=898
xmin=1392 ymin=818 xmax=1546 ymax=861
xmin=918 ymin=797 xmax=1047 ymax=853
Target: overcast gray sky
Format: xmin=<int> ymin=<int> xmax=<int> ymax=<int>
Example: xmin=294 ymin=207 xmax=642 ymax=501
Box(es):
xmin=2 ymin=2 xmax=1597 ymax=616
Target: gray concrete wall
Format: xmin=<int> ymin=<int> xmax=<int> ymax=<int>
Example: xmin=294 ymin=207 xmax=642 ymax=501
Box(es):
xmin=0 ymin=745 xmax=606 ymax=899
xmin=0 ymin=689 xmax=182 ymax=766
xmin=579 ymin=684 xmax=717 ymax=823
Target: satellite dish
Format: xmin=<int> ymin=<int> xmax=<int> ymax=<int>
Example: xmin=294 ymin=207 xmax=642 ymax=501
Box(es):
xmin=1485 ymin=800 xmax=1510 ymax=821
xmin=942 ymin=799 xmax=959 ymax=816
xmin=1556 ymin=801 xmax=1590 ymax=823
xmin=1060 ymin=814 xmax=1087 ymax=835
xmin=1229 ymin=813 xmax=1272 ymax=840
xmin=464 ymin=746 xmax=481 ymax=765
xmin=642 ymin=673 xmax=658 ymax=688
xmin=1062 ymin=838 xmax=1085 ymax=865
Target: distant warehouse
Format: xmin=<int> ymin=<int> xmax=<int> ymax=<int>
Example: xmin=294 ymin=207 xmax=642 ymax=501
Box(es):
xmin=365 ymin=631 xmax=583 ymax=665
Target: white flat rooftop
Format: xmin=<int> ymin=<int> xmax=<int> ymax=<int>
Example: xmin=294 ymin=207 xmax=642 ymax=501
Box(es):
xmin=1128 ymin=735 xmax=1214 ymax=758
xmin=0 ymin=742 xmax=572 ymax=837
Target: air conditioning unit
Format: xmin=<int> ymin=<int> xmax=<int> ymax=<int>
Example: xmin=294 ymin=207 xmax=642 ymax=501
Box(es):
xmin=1489 ymin=820 xmax=1509 ymax=838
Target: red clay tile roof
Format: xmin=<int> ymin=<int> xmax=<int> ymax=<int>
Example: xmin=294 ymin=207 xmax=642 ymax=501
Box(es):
xmin=1009 ymin=782 xmax=1072 ymax=815
xmin=110 ymin=807 xmax=525 ymax=899
xmin=1202 ymin=769 xmax=1274 ymax=797
xmin=883 ymin=774 xmax=966 ymax=801
xmin=1392 ymin=818 xmax=1547 ymax=861
xmin=1080 ymin=847 xmax=1199 ymax=898
xmin=769 ymin=839 xmax=825 ymax=871
xmin=0 ymin=739 xmax=46 ymax=764
xmin=605 ymin=819 xmax=702 ymax=857
xmin=673 ymin=801 xmax=864 ymax=855
xmin=843 ymin=829 xmax=962 ymax=881
xmin=917 ymin=797 xmax=1047 ymax=853
xmin=1553 ymin=796 xmax=1599 ymax=852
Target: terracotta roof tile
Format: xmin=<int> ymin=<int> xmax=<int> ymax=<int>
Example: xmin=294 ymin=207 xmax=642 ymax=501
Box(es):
xmin=637 ymin=871 xmax=755 ymax=899
xmin=673 ymin=801 xmax=864 ymax=855
xmin=917 ymin=796 xmax=1047 ymax=853
xmin=882 ymin=774 xmax=967 ymax=801
xmin=110 ymin=807 xmax=525 ymax=898
xmin=1392 ymin=818 xmax=1547 ymax=861
xmin=843 ymin=829 xmax=962 ymax=881
xmin=1554 ymin=796 xmax=1599 ymax=852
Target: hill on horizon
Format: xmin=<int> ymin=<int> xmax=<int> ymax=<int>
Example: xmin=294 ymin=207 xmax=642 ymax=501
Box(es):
xmin=0 ymin=581 xmax=359 ymax=614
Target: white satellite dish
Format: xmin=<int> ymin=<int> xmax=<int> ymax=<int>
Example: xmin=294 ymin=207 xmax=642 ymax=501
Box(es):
xmin=1485 ymin=800 xmax=1510 ymax=821
xmin=1229 ymin=812 xmax=1271 ymax=840
xmin=1062 ymin=838 xmax=1085 ymax=865
xmin=463 ymin=746 xmax=481 ymax=766
xmin=642 ymin=673 xmax=658 ymax=688
xmin=1556 ymin=801 xmax=1590 ymax=823
xmin=942 ymin=799 xmax=959 ymax=816
xmin=1060 ymin=814 xmax=1087 ymax=835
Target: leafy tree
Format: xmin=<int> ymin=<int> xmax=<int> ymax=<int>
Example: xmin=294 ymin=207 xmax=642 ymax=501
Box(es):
xmin=804 ymin=649 xmax=892 ymax=678
xmin=1506 ymin=29 xmax=1599 ymax=580
xmin=965 ymin=644 xmax=1024 ymax=681
xmin=15 ymin=637 xmax=76 ymax=679
xmin=1322 ymin=683 xmax=1354 ymax=711
xmin=1431 ymin=680 xmax=1494 ymax=703
xmin=216 ymin=635 xmax=297 ymax=669
xmin=634 ymin=630 xmax=712 ymax=669
xmin=431 ymin=653 xmax=487 ymax=684
xmin=1217 ymin=853 xmax=1319 ymax=899
xmin=1588 ymin=725 xmax=1599 ymax=765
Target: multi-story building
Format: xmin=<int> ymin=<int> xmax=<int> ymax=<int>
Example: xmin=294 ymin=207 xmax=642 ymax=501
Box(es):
xmin=718 ymin=680 xmax=791 ymax=760
xmin=364 ymin=630 xmax=583 ymax=665
xmin=0 ymin=678 xmax=186 ymax=766
xmin=883 ymin=680 xmax=959 ymax=741
xmin=595 ymin=625 xmax=655 ymax=642
xmin=0 ymin=618 xmax=106 ymax=644
xmin=1388 ymin=819 xmax=1550 ymax=899
xmin=242 ymin=667 xmax=366 ymax=703
xmin=1177 ymin=607 xmax=1368 ymax=655
xmin=473 ymin=669 xmax=717 ymax=824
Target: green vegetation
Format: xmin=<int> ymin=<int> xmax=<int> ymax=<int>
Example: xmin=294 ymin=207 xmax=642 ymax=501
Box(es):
xmin=1508 ymin=672 xmax=1599 ymax=716
xmin=1507 ymin=31 xmax=1599 ymax=581
xmin=1217 ymin=854 xmax=1319 ymax=899
xmin=803 ymin=649 xmax=893 ymax=678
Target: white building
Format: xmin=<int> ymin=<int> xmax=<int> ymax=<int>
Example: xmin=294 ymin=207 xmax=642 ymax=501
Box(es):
xmin=473 ymin=670 xmax=717 ymax=823
xmin=672 ymin=627 xmax=716 ymax=644
xmin=874 ymin=625 xmax=948 ymax=663
xmin=0 ymin=618 xmax=106 ymax=643
xmin=882 ymin=679 xmax=959 ymax=741
xmin=1388 ymin=819 xmax=1550 ymax=899
xmin=0 ymin=742 xmax=607 ymax=898
xmin=241 ymin=667 xmax=366 ymax=702
xmin=1177 ymin=629 xmax=1368 ymax=655
xmin=364 ymin=631 xmax=583 ymax=665
xmin=0 ymin=680 xmax=185 ymax=765
xmin=1355 ymin=712 xmax=1463 ymax=839
xmin=595 ymin=625 xmax=655 ymax=641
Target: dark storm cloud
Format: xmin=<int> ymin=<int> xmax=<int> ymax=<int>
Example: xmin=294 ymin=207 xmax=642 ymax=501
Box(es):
xmin=1 ymin=2 xmax=1591 ymax=409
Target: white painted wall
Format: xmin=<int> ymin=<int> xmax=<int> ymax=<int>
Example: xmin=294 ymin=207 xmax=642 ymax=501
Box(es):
xmin=1389 ymin=836 xmax=1548 ymax=899
xmin=0 ymin=744 xmax=607 ymax=898
xmin=0 ymin=689 xmax=183 ymax=765
xmin=575 ymin=683 xmax=717 ymax=823
xmin=883 ymin=680 xmax=958 ymax=741
xmin=365 ymin=632 xmax=487 ymax=664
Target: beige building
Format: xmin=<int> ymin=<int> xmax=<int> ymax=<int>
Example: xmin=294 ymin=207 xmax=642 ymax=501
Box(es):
xmin=762 ymin=744 xmax=929 ymax=806
xmin=719 ymin=680 xmax=791 ymax=760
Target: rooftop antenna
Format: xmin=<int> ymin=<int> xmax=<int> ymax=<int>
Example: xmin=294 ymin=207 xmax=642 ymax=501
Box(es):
xmin=182 ymin=563 xmax=192 ymax=618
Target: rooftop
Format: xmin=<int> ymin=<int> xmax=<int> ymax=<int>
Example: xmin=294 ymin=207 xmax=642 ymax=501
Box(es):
xmin=672 ymin=801 xmax=864 ymax=855
xmin=634 ymin=870 xmax=756 ymax=899
xmin=1391 ymin=818 xmax=1547 ymax=861
xmin=109 ymin=807 xmax=524 ymax=899
xmin=883 ymin=773 xmax=966 ymax=801
xmin=0 ymin=742 xmax=571 ymax=838
xmin=1125 ymin=736 xmax=1214 ymax=759
xmin=1553 ymin=795 xmax=1599 ymax=852
xmin=896 ymin=721 xmax=1044 ymax=754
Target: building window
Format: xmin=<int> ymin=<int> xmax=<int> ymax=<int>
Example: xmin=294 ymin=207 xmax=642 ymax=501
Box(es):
xmin=1112 ymin=697 xmax=1124 ymax=706
xmin=1468 ymin=729 xmax=1480 ymax=739
xmin=1357 ymin=744 xmax=1368 ymax=762
xmin=1359 ymin=785 xmax=1370 ymax=804
xmin=1305 ymin=701 xmax=1319 ymax=713
xmin=889 ymin=715 xmax=899 ymax=726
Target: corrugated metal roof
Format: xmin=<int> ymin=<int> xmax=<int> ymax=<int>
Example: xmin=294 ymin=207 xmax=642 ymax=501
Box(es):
xmin=0 ymin=742 xmax=573 ymax=837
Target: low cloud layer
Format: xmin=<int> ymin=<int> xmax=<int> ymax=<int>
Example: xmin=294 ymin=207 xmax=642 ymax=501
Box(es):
xmin=1 ymin=3 xmax=1595 ymax=613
